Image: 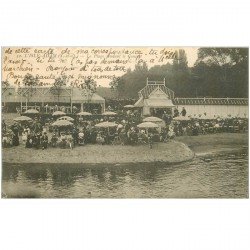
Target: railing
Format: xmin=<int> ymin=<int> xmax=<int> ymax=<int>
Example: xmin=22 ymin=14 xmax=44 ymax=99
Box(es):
xmin=43 ymin=106 xmax=72 ymax=114
xmin=173 ymin=97 xmax=248 ymax=105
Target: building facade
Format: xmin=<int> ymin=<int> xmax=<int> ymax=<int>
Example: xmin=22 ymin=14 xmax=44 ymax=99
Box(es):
xmin=134 ymin=79 xmax=175 ymax=117
xmin=2 ymin=87 xmax=105 ymax=113
xmin=134 ymin=79 xmax=248 ymax=118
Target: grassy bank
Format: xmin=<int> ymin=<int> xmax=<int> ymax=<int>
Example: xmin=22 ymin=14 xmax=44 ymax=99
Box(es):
xmin=2 ymin=112 xmax=248 ymax=164
xmin=176 ymin=133 xmax=248 ymax=156
xmin=2 ymin=141 xmax=194 ymax=165
xmin=2 ymin=133 xmax=248 ymax=165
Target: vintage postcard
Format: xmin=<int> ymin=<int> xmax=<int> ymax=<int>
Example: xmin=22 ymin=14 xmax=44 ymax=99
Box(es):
xmin=1 ymin=47 xmax=248 ymax=198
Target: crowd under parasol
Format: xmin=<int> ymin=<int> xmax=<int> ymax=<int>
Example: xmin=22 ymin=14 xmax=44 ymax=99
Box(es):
xmin=58 ymin=116 xmax=74 ymax=121
xmin=196 ymin=115 xmax=217 ymax=120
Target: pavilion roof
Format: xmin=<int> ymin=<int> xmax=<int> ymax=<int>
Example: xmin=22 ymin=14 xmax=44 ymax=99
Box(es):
xmin=139 ymin=85 xmax=175 ymax=99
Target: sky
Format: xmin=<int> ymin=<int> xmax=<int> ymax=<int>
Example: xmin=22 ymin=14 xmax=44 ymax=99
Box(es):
xmin=184 ymin=47 xmax=199 ymax=66
xmin=2 ymin=47 xmax=199 ymax=87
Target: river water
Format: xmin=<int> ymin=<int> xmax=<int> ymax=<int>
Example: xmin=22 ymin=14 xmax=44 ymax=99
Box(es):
xmin=1 ymin=152 xmax=248 ymax=198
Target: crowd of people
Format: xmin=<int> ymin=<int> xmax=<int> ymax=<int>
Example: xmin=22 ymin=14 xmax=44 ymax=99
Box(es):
xmin=171 ymin=117 xmax=248 ymax=136
xmin=2 ymin=106 xmax=248 ymax=150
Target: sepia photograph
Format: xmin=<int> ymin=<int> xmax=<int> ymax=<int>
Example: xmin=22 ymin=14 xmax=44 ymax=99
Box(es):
xmin=1 ymin=1 xmax=250 ymax=250
xmin=1 ymin=47 xmax=248 ymax=198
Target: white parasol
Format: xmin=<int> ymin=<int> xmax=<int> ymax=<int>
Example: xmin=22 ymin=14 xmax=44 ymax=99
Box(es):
xmin=143 ymin=116 xmax=164 ymax=122
xmin=77 ymin=111 xmax=92 ymax=116
xmin=14 ymin=116 xmax=33 ymax=122
xmin=24 ymin=109 xmax=39 ymax=114
xmin=137 ymin=122 xmax=159 ymax=128
xmin=52 ymin=120 xmax=73 ymax=127
xmin=95 ymin=121 xmax=118 ymax=128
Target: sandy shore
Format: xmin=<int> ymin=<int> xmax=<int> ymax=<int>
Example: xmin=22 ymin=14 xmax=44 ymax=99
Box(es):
xmin=2 ymin=141 xmax=195 ymax=165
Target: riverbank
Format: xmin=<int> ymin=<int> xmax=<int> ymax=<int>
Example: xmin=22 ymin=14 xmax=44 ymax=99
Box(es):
xmin=176 ymin=133 xmax=248 ymax=157
xmin=2 ymin=140 xmax=194 ymax=165
xmin=2 ymin=133 xmax=247 ymax=165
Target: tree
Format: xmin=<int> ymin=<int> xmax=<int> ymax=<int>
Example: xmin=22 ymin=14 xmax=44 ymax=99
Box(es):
xmin=191 ymin=62 xmax=222 ymax=97
xmin=109 ymin=76 xmax=125 ymax=98
xmin=197 ymin=48 xmax=248 ymax=66
xmin=79 ymin=76 xmax=97 ymax=98
xmin=2 ymin=80 xmax=10 ymax=109
xmin=194 ymin=48 xmax=248 ymax=97
xmin=79 ymin=76 xmax=97 ymax=110
xmin=19 ymin=73 xmax=39 ymax=109
xmin=50 ymin=75 xmax=67 ymax=104
xmin=122 ymin=61 xmax=149 ymax=98
xmin=171 ymin=49 xmax=191 ymax=97
xmin=22 ymin=73 xmax=39 ymax=87
xmin=2 ymin=80 xmax=10 ymax=93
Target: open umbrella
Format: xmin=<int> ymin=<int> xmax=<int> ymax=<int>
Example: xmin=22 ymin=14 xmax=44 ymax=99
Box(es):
xmin=143 ymin=116 xmax=165 ymax=130
xmin=124 ymin=105 xmax=134 ymax=108
xmin=137 ymin=122 xmax=159 ymax=136
xmin=77 ymin=111 xmax=92 ymax=116
xmin=102 ymin=111 xmax=117 ymax=116
xmin=14 ymin=116 xmax=33 ymax=122
xmin=137 ymin=122 xmax=159 ymax=128
xmin=143 ymin=116 xmax=163 ymax=122
xmin=52 ymin=120 xmax=73 ymax=127
xmin=24 ymin=109 xmax=39 ymax=114
xmin=58 ymin=116 xmax=74 ymax=121
xmin=95 ymin=121 xmax=117 ymax=133
xmin=52 ymin=111 xmax=66 ymax=116
xmin=95 ymin=121 xmax=118 ymax=128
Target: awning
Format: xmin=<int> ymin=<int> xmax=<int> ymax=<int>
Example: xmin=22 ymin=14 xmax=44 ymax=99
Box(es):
xmin=144 ymin=99 xmax=175 ymax=108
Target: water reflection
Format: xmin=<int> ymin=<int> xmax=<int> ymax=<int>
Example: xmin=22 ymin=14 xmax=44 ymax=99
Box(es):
xmin=49 ymin=166 xmax=88 ymax=187
xmin=24 ymin=167 xmax=48 ymax=182
xmin=2 ymin=164 xmax=19 ymax=181
xmin=90 ymin=167 xmax=106 ymax=183
xmin=2 ymin=152 xmax=248 ymax=198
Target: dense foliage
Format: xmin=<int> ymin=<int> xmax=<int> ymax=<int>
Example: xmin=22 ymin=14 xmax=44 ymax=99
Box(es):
xmin=109 ymin=48 xmax=248 ymax=99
